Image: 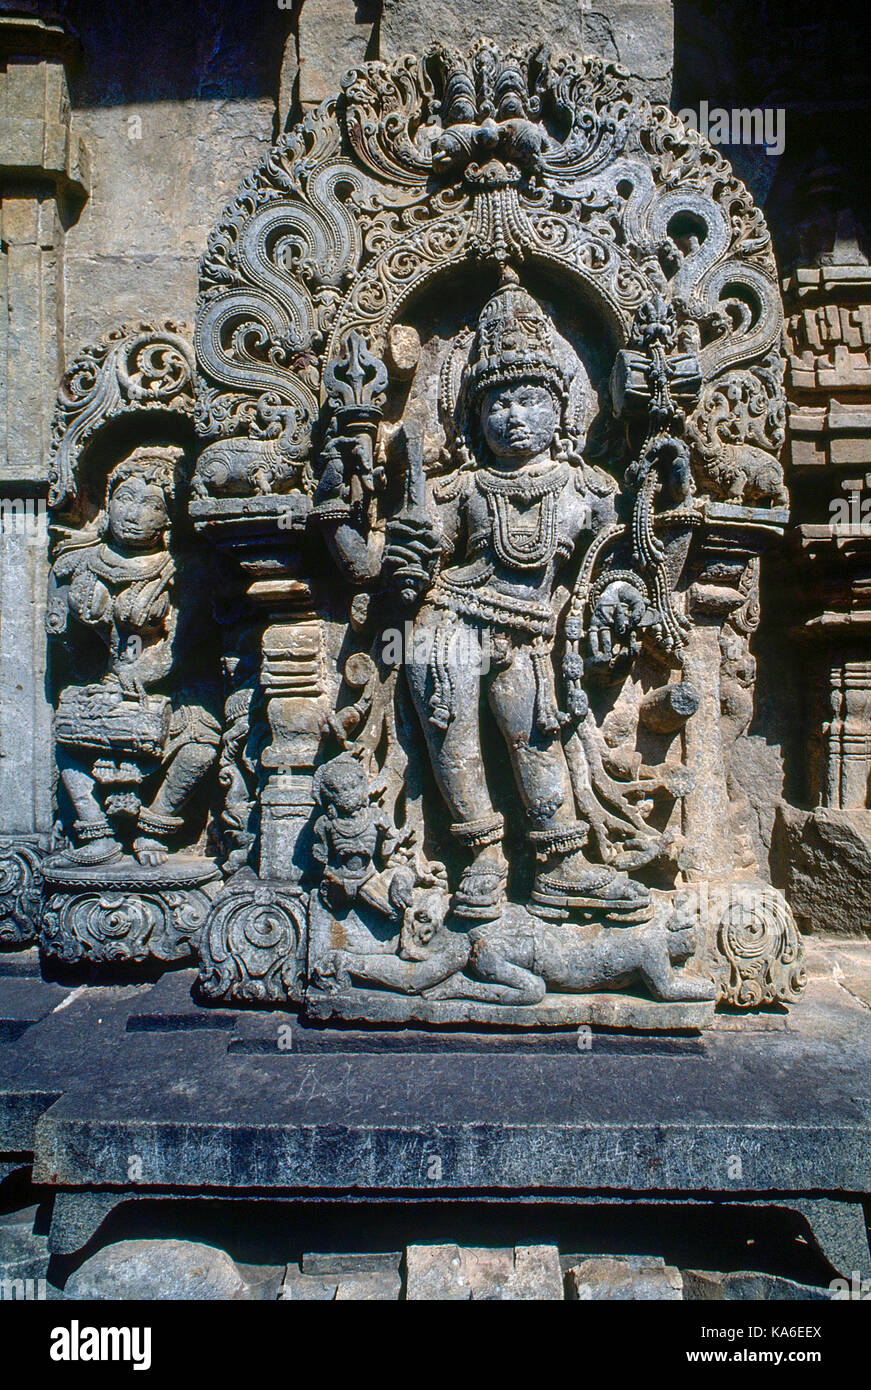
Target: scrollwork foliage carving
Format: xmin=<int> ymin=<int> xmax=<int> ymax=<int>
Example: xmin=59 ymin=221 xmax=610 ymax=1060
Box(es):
xmin=49 ymin=323 xmax=196 ymax=510
xmin=41 ymin=885 xmax=214 ymax=964
xmin=710 ymin=885 xmax=807 ymax=1008
xmin=195 ymin=41 xmax=784 ymax=501
xmin=197 ymin=881 xmax=307 ymax=1004
xmin=0 ymin=841 xmax=44 ymax=945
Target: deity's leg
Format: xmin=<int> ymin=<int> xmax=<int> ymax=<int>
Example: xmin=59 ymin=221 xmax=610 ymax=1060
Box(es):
xmin=486 ymin=644 xmax=573 ymax=825
xmin=52 ymin=749 xmax=122 ymax=865
xmin=487 ymin=646 xmax=648 ymax=916
xmin=405 ymin=608 xmax=507 ymax=917
xmin=135 ymin=710 xmax=219 ymax=866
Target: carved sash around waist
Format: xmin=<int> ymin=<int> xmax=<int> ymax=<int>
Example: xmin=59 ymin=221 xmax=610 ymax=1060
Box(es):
xmin=430 ymin=573 xmax=556 ymax=639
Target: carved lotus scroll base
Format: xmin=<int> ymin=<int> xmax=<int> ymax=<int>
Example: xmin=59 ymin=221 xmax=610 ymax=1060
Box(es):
xmin=700 ymin=880 xmax=808 ymax=1008
xmin=40 ymin=857 xmax=221 ymax=965
xmin=196 ymin=875 xmax=308 ymax=1005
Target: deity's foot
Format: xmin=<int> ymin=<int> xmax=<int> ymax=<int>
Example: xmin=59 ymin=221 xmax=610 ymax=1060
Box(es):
xmin=45 ymin=835 xmax=123 ymax=869
xmin=133 ymin=836 xmax=169 ymax=867
xmin=531 ymin=849 xmax=650 ymax=919
xmin=452 ymin=855 xmax=508 ymax=920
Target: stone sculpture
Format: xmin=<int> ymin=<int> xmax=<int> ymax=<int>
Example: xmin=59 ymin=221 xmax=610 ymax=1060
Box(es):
xmin=40 ymin=326 xmax=222 ymax=963
xmin=31 ymin=42 xmax=805 ymax=1022
xmin=46 ymin=445 xmax=220 ymax=869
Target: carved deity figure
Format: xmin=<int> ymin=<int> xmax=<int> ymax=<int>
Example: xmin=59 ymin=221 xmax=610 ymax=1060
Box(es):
xmin=318 ymin=270 xmax=659 ymax=923
xmin=46 ymin=445 xmax=220 ymax=867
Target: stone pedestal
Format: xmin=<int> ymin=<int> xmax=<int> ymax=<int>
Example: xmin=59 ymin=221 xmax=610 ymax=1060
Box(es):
xmin=40 ymin=857 xmax=221 ymax=965
xmin=0 ymin=950 xmax=866 ymax=1273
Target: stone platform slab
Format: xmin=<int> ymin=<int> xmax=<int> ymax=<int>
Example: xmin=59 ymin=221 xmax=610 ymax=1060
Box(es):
xmin=305 ymin=986 xmax=715 ymax=1029
xmin=0 ymin=943 xmax=868 ymax=1267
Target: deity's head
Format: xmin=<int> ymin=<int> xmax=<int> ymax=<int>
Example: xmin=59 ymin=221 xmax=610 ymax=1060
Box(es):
xmin=314 ymin=753 xmax=368 ymax=819
xmin=480 ymin=382 xmax=561 ymax=463
xmin=462 ymin=267 xmax=568 ymax=468
xmin=102 ymin=445 xmax=180 ymax=550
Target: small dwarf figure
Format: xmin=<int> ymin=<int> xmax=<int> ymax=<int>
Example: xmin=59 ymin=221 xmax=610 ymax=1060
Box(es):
xmin=311 ymin=753 xmax=410 ymax=916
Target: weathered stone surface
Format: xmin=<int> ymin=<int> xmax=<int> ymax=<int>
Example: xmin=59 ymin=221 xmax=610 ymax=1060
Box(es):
xmin=301 ymin=1250 xmax=401 ymax=1275
xmin=380 ymin=0 xmax=584 ymax=56
xmin=0 ymin=1211 xmax=51 ymax=1285
xmin=380 ymin=1 xmax=673 ymax=98
xmin=509 ymin=1244 xmax=566 ymax=1300
xmin=61 ymin=0 xmax=288 ymax=355
xmin=0 ymin=18 xmax=74 ymax=861
xmin=280 ymin=1260 xmax=402 ymax=1301
xmin=279 ymin=1269 xmax=340 ymax=1301
xmin=828 ymin=946 xmax=871 ymax=1009
xmin=580 ymin=2 xmax=673 ymax=97
xmin=64 ymin=1239 xmax=251 ymax=1301
xmin=334 ymin=1271 xmax=403 ymax=1300
xmin=0 ymin=976 xmax=72 ymax=1035
xmin=18 ymin=963 xmax=871 ymax=1196
xmin=296 ymin=0 xmax=378 ymax=109
xmin=774 ymin=803 xmax=871 ymax=938
xmin=306 ymin=987 xmax=715 ymax=1029
xmin=682 ymin=1270 xmax=832 ymax=1301
xmin=406 ymin=1243 xmax=564 ymax=1301
xmin=567 ymin=1255 xmax=683 ymax=1300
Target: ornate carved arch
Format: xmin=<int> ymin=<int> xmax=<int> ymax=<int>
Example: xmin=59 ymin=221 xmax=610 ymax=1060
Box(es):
xmin=194 ymin=41 xmax=785 ymax=504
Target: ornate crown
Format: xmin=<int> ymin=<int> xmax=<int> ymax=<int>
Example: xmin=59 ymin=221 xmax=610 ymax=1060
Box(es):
xmin=462 ymin=268 xmax=568 ymax=407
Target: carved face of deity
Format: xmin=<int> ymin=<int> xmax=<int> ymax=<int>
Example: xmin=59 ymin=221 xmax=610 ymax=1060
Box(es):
xmin=107 ymin=477 xmax=169 ymax=551
xmin=479 ymin=382 xmax=560 ymax=465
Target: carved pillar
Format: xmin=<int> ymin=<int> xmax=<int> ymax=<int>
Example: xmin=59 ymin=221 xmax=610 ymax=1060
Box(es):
xmin=679 ymin=616 xmax=734 ymax=879
xmin=0 ymin=17 xmax=87 ymax=941
xmin=190 ymin=467 xmax=317 ymax=1002
xmin=258 ymin=587 xmax=329 ymax=882
xmin=680 ymin=510 xmax=784 ymax=881
xmin=824 ymin=655 xmax=871 ymax=809
xmin=774 ymin=189 xmax=871 ymax=937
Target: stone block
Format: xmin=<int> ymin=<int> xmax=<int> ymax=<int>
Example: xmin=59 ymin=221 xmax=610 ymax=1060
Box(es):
xmin=405 ymin=1243 xmax=564 ymax=1300
xmin=280 ymin=1262 xmax=401 ymax=1300
xmin=380 ymin=0 xmax=673 ymax=98
xmin=297 ymin=0 xmax=377 ymax=108
xmin=774 ymin=803 xmax=871 ymax=938
xmin=682 ymin=1269 xmax=831 ymax=1301
xmin=567 ymin=1255 xmax=683 ymax=1300
xmin=0 ymin=1213 xmax=51 ymax=1286
xmin=64 ymin=1239 xmax=251 ymax=1301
